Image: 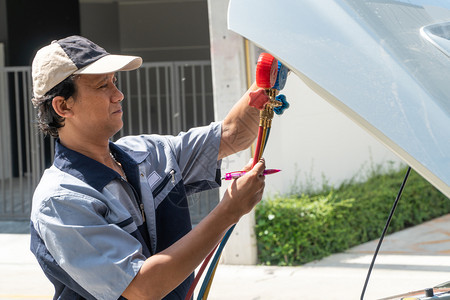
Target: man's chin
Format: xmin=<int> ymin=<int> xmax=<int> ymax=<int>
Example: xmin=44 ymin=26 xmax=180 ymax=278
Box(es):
xmin=110 ymin=124 xmax=124 ymax=139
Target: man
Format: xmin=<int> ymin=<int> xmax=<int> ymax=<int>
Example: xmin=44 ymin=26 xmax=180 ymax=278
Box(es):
xmin=30 ymin=35 xmax=269 ymax=300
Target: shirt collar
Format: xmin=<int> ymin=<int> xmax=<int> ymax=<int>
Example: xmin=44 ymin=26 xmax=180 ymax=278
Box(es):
xmin=53 ymin=139 xmax=139 ymax=192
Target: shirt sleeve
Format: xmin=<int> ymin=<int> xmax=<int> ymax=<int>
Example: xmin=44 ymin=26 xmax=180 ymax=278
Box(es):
xmin=117 ymin=121 xmax=223 ymax=195
xmin=166 ymin=121 xmax=222 ymax=191
xmin=34 ymin=192 xmax=146 ymax=300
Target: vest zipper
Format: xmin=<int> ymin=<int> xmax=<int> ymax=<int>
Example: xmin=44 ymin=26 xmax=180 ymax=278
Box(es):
xmin=121 ymin=177 xmax=146 ymax=223
xmin=140 ymin=203 xmax=146 ymax=222
xmin=152 ymin=169 xmax=176 ymax=198
xmin=170 ymin=169 xmax=176 ymax=184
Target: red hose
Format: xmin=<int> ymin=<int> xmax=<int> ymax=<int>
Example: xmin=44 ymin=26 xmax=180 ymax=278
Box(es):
xmin=184 ymin=244 xmax=219 ymax=300
xmin=252 ymin=126 xmax=265 ymax=167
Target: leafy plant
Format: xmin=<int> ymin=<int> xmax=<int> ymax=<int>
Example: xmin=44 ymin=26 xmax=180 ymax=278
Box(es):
xmin=255 ymin=167 xmax=450 ymax=266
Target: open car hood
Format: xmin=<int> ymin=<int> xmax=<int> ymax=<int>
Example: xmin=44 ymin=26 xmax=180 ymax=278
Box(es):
xmin=228 ymin=0 xmax=450 ymax=198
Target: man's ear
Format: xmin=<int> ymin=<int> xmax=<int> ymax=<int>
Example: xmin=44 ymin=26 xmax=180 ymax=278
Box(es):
xmin=52 ymin=96 xmax=74 ymax=118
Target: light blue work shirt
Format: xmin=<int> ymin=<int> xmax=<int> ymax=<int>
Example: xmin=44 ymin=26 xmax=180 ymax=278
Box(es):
xmin=30 ymin=122 xmax=222 ymax=300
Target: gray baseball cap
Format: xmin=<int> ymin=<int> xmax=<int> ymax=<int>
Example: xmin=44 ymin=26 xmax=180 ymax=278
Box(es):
xmin=32 ymin=35 xmax=142 ymax=99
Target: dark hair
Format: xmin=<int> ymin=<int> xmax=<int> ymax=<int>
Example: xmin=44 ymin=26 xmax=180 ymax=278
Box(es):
xmin=32 ymin=75 xmax=77 ymax=137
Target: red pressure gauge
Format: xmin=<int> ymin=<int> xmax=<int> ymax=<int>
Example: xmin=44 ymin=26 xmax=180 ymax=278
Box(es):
xmin=256 ymin=53 xmax=278 ymax=89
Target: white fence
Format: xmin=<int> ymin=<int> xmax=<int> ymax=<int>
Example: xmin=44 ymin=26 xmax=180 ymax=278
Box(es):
xmin=0 ymin=61 xmax=217 ymax=221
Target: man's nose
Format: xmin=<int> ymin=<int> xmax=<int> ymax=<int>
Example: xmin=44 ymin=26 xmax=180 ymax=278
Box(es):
xmin=112 ymin=85 xmax=124 ymax=102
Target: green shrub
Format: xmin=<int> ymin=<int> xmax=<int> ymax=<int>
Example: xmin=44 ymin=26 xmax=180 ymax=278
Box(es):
xmin=255 ymin=167 xmax=450 ymax=266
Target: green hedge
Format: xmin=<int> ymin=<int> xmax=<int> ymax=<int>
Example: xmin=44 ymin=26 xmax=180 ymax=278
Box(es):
xmin=255 ymin=167 xmax=450 ymax=266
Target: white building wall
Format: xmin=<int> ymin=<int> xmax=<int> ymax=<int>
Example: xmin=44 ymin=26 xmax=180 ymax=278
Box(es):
xmin=207 ymin=0 xmax=258 ymax=265
xmin=263 ymin=73 xmax=402 ymax=196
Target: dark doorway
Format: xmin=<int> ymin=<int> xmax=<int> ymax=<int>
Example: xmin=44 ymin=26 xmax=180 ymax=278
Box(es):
xmin=5 ymin=0 xmax=80 ymax=176
xmin=5 ymin=0 xmax=80 ymax=66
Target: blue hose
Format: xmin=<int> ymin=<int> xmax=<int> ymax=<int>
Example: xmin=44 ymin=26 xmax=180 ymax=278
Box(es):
xmin=197 ymin=224 xmax=236 ymax=299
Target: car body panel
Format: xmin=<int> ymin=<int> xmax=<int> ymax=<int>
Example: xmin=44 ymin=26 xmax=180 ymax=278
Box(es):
xmin=228 ymin=0 xmax=450 ymax=198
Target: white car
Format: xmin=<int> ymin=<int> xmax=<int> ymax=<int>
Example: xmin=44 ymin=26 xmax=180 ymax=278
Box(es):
xmin=228 ymin=1 xmax=450 ymax=299
xmin=228 ymin=0 xmax=450 ymax=200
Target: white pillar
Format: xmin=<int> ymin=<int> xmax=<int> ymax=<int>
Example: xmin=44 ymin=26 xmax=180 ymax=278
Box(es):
xmin=207 ymin=0 xmax=258 ymax=265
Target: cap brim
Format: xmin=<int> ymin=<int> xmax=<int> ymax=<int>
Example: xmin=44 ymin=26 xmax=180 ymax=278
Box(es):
xmin=74 ymin=54 xmax=142 ymax=74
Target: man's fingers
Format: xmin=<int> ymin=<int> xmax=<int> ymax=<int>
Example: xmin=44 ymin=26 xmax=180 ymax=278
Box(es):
xmin=251 ymin=158 xmax=266 ymax=177
xmin=241 ymin=159 xmax=254 ymax=172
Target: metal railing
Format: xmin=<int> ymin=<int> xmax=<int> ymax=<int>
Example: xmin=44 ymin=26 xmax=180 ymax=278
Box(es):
xmin=0 ymin=61 xmax=217 ymax=221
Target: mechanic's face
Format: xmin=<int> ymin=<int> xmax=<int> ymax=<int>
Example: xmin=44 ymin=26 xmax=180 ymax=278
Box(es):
xmin=69 ymin=73 xmax=124 ymax=139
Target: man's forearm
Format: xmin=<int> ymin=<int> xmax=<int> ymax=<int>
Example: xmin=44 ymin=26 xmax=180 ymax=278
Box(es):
xmin=122 ymin=206 xmax=232 ymax=300
xmin=218 ymin=82 xmax=264 ymax=160
xmin=122 ymin=160 xmax=266 ymax=300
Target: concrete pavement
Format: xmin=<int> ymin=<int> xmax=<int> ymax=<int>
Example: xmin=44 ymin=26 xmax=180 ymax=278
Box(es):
xmin=1 ymin=214 xmax=449 ymax=300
